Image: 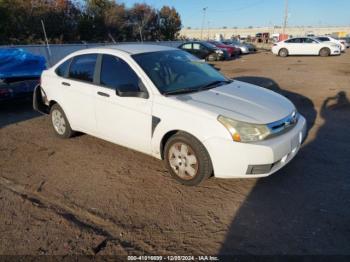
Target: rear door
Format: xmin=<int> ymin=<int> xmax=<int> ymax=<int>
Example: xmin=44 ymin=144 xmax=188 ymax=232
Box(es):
xmin=180 ymin=43 xmax=194 ymax=56
xmin=94 ymin=54 xmax=153 ymax=154
xmin=284 ymin=38 xmax=301 ymax=54
xmin=193 ymin=43 xmax=209 ymax=59
xmin=55 ymin=54 xmax=97 ymax=134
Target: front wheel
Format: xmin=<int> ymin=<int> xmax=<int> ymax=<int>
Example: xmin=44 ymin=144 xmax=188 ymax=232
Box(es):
xmin=50 ymin=104 xmax=75 ymax=138
xmin=164 ymin=132 xmax=213 ymax=186
xmin=319 ymin=48 xmax=330 ymax=57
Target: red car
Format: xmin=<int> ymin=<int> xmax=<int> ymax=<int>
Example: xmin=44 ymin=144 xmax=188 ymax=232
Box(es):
xmin=208 ymin=41 xmax=236 ymax=57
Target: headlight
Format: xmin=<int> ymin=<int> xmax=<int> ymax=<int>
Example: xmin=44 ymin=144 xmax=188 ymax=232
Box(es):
xmin=218 ymin=115 xmax=271 ymax=142
xmin=330 ymin=44 xmax=339 ymax=48
xmin=215 ymin=50 xmax=223 ymax=54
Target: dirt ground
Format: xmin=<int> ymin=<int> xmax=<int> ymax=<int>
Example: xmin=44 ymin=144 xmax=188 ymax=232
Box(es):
xmin=1 ymin=51 xmax=350 ymax=256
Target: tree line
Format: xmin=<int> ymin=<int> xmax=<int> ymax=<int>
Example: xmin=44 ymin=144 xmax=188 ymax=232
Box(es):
xmin=0 ymin=0 xmax=182 ymax=45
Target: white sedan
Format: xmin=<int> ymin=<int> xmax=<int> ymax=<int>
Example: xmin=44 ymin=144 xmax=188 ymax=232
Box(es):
xmin=272 ymin=37 xmax=341 ymax=57
xmin=315 ymin=36 xmax=346 ymax=52
xmin=34 ymin=45 xmax=306 ymax=186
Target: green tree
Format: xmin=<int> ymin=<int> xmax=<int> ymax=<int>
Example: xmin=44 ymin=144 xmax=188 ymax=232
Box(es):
xmin=158 ymin=6 xmax=182 ymax=40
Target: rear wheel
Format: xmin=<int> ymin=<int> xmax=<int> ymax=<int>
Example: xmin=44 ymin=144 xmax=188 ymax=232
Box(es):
xmin=50 ymin=104 xmax=75 ymax=138
xmin=319 ymin=47 xmax=330 ymax=57
xmin=164 ymin=132 xmax=212 ymax=186
xmin=278 ymin=48 xmax=288 ymax=57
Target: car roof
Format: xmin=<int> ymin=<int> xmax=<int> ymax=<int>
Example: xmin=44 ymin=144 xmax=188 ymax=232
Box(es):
xmin=89 ymin=44 xmax=177 ymax=55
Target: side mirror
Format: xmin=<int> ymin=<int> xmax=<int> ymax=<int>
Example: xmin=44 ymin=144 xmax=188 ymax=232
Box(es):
xmin=115 ymin=84 xmax=149 ymax=99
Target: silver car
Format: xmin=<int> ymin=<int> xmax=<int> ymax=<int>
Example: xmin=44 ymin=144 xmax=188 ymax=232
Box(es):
xmin=222 ymin=40 xmax=253 ymax=54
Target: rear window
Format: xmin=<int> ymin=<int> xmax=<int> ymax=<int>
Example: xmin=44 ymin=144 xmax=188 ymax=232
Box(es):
xmin=181 ymin=43 xmax=192 ymax=49
xmin=285 ymin=38 xmax=301 ymax=43
xmin=69 ymin=54 xmax=97 ymax=83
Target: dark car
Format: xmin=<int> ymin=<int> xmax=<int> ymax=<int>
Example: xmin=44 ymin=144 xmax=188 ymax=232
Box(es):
xmin=0 ymin=48 xmax=45 ymax=102
xmin=0 ymin=77 xmax=39 ymax=102
xmin=178 ymin=41 xmax=226 ymax=61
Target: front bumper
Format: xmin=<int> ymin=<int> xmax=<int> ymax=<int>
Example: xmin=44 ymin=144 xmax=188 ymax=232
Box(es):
xmin=240 ymin=47 xmax=250 ymax=54
xmin=203 ymin=115 xmax=307 ymax=178
xmin=331 ymin=48 xmax=341 ymax=55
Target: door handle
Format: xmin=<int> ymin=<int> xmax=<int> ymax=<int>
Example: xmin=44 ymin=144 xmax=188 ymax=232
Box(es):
xmin=97 ymin=91 xmax=110 ymax=97
xmin=62 ymin=82 xmax=70 ymax=86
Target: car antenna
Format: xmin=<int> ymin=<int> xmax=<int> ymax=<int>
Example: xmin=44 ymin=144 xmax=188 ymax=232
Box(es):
xmin=41 ymin=19 xmax=52 ymax=67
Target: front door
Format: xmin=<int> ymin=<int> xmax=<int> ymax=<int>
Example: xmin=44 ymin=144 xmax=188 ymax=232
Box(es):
xmin=94 ymin=54 xmax=153 ymax=155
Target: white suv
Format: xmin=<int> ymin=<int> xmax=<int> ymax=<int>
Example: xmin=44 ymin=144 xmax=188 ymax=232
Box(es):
xmin=34 ymin=44 xmax=306 ymax=186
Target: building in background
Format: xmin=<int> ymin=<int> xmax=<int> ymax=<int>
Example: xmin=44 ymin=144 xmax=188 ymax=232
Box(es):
xmin=180 ymin=26 xmax=350 ymax=40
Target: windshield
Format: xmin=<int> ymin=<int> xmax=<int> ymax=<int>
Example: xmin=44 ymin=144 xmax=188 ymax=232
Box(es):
xmin=132 ymin=50 xmax=229 ymax=95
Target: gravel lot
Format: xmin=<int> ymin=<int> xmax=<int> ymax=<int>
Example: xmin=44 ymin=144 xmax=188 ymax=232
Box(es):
xmin=0 ymin=51 xmax=349 ymax=256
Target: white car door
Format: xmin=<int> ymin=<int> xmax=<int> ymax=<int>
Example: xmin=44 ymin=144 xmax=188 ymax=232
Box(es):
xmin=302 ymin=38 xmax=320 ymax=55
xmin=283 ymin=38 xmax=300 ymax=55
xmin=55 ymin=54 xmax=97 ymax=134
xmin=94 ymin=54 xmax=153 ymax=155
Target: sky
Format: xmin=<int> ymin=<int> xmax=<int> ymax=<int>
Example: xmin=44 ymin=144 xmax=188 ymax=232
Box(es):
xmin=122 ymin=0 xmax=350 ymax=28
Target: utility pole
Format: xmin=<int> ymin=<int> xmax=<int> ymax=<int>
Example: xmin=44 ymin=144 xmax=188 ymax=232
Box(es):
xmin=207 ymin=21 xmax=210 ymax=40
xmin=282 ymin=0 xmax=288 ymax=35
xmin=200 ymin=7 xmax=207 ymax=40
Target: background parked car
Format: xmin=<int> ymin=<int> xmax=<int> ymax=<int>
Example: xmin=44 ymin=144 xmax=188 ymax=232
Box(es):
xmin=222 ymin=39 xmax=250 ymax=54
xmin=315 ymin=36 xmax=346 ymax=52
xmin=272 ymin=37 xmax=341 ymax=57
xmin=178 ymin=41 xmax=226 ymax=61
xmin=339 ymin=37 xmax=350 ymax=48
xmin=0 ymin=78 xmax=39 ymax=102
xmin=0 ymin=48 xmax=45 ymax=102
xmin=243 ymin=42 xmax=257 ymax=52
xmin=208 ymin=41 xmax=236 ymax=57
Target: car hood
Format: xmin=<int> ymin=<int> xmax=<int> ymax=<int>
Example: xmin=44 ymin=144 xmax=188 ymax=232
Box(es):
xmin=174 ymin=80 xmax=295 ymax=124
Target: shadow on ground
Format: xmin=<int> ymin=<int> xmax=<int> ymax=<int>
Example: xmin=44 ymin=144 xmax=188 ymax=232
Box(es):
xmin=219 ymin=77 xmax=350 ymax=254
xmin=0 ymin=99 xmax=39 ymax=128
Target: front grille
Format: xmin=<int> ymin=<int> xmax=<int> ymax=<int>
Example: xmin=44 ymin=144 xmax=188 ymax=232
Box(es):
xmin=267 ymin=111 xmax=299 ymax=137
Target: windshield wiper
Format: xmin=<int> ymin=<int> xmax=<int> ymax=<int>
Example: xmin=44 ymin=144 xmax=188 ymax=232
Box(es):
xmin=163 ymin=88 xmax=199 ymax=96
xmin=197 ymin=79 xmax=233 ymax=91
xmin=163 ymin=80 xmax=232 ymax=96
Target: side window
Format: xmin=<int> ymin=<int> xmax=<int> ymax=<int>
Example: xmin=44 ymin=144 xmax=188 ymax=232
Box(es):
xmin=181 ymin=43 xmax=192 ymax=49
xmin=100 ymin=55 xmax=140 ymax=92
xmin=304 ymin=38 xmax=316 ymax=43
xmin=69 ymin=54 xmax=97 ymax=82
xmin=55 ymin=59 xmax=71 ymax=77
xmin=193 ymin=43 xmax=200 ymax=50
xmin=286 ymin=38 xmax=297 ymax=43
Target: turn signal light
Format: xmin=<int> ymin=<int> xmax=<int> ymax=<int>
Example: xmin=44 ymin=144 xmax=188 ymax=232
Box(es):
xmin=233 ymin=133 xmax=241 ymax=142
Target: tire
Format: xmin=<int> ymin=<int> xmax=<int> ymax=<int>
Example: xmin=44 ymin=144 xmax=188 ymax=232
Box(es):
xmin=207 ymin=53 xmax=217 ymax=62
xmin=164 ymin=132 xmax=213 ymax=186
xmin=50 ymin=104 xmax=75 ymax=138
xmin=278 ymin=48 xmax=288 ymax=57
xmin=319 ymin=47 xmax=330 ymax=57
